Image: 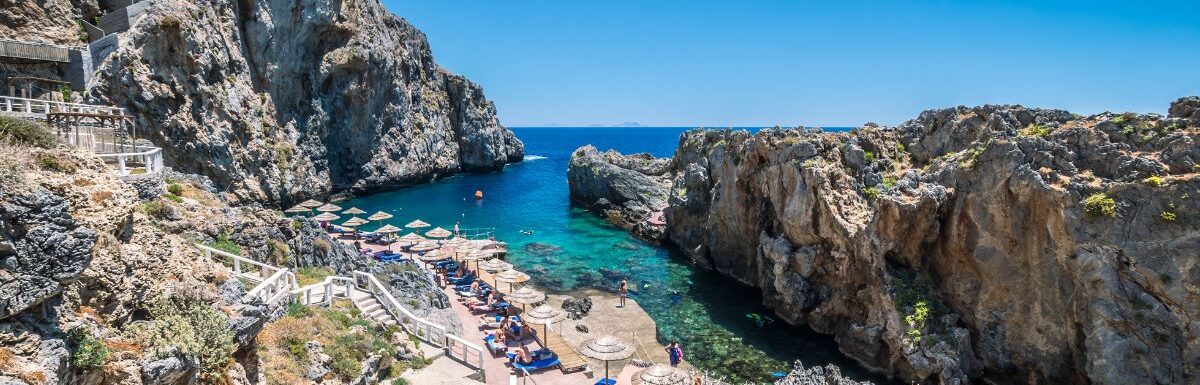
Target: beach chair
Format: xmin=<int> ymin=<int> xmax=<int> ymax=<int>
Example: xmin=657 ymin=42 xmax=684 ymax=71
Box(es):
xmin=447 ymin=274 xmax=475 ymax=286
xmin=593 ymin=378 xmax=616 ymax=385
xmin=513 ymin=356 xmax=561 ymax=375
xmin=483 ymin=335 xmax=507 ymax=355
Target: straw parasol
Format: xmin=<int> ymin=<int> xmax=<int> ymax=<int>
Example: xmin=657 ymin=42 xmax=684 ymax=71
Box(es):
xmin=579 ymin=335 xmax=636 ymax=381
xmin=397 ymin=232 xmax=425 ymax=245
xmin=425 ymin=227 xmax=452 ymax=239
xmin=418 ymin=249 xmax=446 ymax=262
xmin=312 ymin=212 xmax=340 ymax=222
xmin=375 ymin=224 xmax=402 ymax=234
xmin=477 ymin=258 xmax=512 ymax=273
xmin=493 ymin=268 xmax=530 ymax=291
xmin=409 ymin=241 xmax=440 ymax=252
xmin=443 ymin=237 xmax=469 ymax=248
xmin=298 ymin=199 xmax=324 ymax=208
xmin=634 ymin=364 xmax=690 ymax=385
xmin=315 ymin=203 xmax=343 ymax=212
xmin=506 ymin=287 xmax=546 ymax=312
xmin=521 ymin=304 xmax=567 ymax=339
xmin=341 ymin=217 xmax=368 ymax=229
xmin=342 ymin=207 xmax=366 ymax=215
xmin=284 ymin=205 xmax=311 ymax=214
xmin=405 ymin=219 xmax=431 ymax=229
xmin=367 ymin=211 xmax=394 ymax=221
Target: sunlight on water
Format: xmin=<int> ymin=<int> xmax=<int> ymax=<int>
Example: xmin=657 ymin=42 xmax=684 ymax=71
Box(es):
xmin=342 ymin=127 xmax=890 ymax=384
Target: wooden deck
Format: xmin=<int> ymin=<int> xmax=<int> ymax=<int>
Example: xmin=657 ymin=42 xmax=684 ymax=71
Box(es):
xmin=0 ymin=39 xmax=70 ymax=62
xmin=541 ymin=330 xmax=588 ymax=372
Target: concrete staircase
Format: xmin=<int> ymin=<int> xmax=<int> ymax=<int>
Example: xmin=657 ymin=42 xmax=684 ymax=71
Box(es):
xmin=349 ymin=287 xmax=447 ymax=361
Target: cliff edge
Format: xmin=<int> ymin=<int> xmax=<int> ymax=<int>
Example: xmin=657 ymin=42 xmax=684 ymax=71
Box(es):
xmin=568 ymin=97 xmax=1200 ymax=384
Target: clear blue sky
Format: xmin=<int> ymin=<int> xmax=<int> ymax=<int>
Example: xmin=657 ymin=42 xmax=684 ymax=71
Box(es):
xmin=382 ymin=0 xmax=1200 ymax=127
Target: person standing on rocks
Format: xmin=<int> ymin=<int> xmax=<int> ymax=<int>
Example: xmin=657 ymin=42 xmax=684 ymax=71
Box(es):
xmin=618 ymin=278 xmax=628 ymax=308
xmin=666 ymin=340 xmax=683 ymax=367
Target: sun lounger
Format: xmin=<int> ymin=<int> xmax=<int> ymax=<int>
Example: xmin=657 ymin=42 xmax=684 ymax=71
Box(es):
xmin=593 ymin=378 xmax=616 ymax=385
xmin=483 ymin=335 xmax=507 ymax=355
xmin=513 ymin=356 xmax=560 ymax=375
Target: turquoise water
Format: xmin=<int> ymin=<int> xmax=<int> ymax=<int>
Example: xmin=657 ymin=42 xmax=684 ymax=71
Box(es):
xmin=343 ymin=127 xmax=891 ymax=384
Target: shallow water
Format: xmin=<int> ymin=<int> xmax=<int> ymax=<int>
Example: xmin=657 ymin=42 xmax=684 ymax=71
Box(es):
xmin=342 ymin=127 xmax=893 ymax=384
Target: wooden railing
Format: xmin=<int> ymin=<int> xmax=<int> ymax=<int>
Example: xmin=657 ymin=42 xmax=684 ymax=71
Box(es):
xmin=0 ymin=95 xmax=125 ymax=116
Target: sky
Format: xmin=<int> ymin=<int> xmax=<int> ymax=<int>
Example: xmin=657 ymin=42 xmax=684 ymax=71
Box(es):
xmin=381 ymin=0 xmax=1200 ymax=127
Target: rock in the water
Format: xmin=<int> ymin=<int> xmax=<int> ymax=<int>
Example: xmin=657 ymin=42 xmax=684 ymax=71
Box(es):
xmin=568 ymin=145 xmax=671 ymax=240
xmin=773 ymin=361 xmax=873 ymax=385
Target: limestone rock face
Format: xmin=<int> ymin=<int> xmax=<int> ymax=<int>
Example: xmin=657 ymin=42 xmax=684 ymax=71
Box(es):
xmin=89 ymin=0 xmax=523 ymax=204
xmin=0 ymin=0 xmax=98 ymax=48
xmin=0 ymin=189 xmax=97 ymax=318
xmin=567 ymin=97 xmax=1200 ymax=385
xmin=567 ymin=145 xmax=672 ymax=240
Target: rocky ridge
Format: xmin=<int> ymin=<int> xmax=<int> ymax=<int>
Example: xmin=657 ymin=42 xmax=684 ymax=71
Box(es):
xmin=83 ymin=0 xmax=523 ymax=204
xmin=567 ymin=97 xmax=1200 ymax=384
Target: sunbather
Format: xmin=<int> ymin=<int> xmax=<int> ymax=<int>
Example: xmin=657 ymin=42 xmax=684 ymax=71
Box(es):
xmin=514 ymin=345 xmax=533 ymax=365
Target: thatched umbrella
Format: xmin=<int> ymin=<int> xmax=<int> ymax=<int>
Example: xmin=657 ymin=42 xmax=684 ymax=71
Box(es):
xmin=506 ymin=287 xmax=546 ymax=312
xmin=634 ymin=364 xmax=690 ymax=385
xmin=494 ymin=269 xmax=530 ymax=291
xmin=578 ymin=335 xmax=635 ymax=382
xmin=405 ymin=219 xmax=431 ymax=229
xmin=426 ymin=227 xmax=452 ymax=239
xmin=298 ymin=199 xmax=324 ymax=208
xmin=376 ymin=224 xmax=402 ymax=234
xmin=417 ymin=250 xmax=446 ymax=268
xmin=342 ymin=207 xmax=366 ymax=215
xmin=312 ymin=212 xmax=340 ymax=223
xmin=284 ymin=205 xmax=311 ymax=214
xmin=316 ymin=203 xmax=342 ymax=212
xmin=397 ymin=232 xmax=426 ymax=247
xmin=409 ymin=241 xmax=440 ymax=252
xmin=521 ymin=304 xmax=566 ymax=340
xmin=477 ymin=258 xmax=512 ymax=273
xmin=367 ymin=211 xmax=394 ymax=221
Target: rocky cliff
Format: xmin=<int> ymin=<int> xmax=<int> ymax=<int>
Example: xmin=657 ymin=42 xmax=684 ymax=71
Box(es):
xmin=85 ymin=0 xmax=523 ymax=204
xmin=568 ymin=97 xmax=1200 ymax=384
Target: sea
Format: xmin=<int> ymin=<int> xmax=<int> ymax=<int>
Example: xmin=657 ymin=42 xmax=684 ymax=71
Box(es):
xmin=342 ymin=127 xmax=893 ymax=384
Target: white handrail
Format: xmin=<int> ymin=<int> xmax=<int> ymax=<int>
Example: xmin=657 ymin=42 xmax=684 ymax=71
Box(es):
xmin=0 ymin=95 xmax=126 ymax=116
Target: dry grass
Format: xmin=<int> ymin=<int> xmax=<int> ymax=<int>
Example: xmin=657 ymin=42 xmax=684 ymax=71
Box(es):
xmin=91 ymin=190 xmax=114 ymax=203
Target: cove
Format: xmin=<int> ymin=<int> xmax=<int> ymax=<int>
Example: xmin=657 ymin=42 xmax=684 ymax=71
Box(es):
xmin=342 ymin=127 xmax=893 ymax=384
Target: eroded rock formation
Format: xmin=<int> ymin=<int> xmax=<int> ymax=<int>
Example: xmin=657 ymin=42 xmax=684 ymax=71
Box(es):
xmin=87 ymin=0 xmax=523 ymax=204
xmin=568 ymin=97 xmax=1200 ymax=384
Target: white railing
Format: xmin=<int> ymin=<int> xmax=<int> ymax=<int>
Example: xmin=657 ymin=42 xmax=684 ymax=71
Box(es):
xmin=457 ymin=227 xmax=496 ymax=240
xmin=0 ymin=95 xmax=125 ymax=116
xmin=196 ymin=244 xmax=294 ymax=305
xmin=292 ymin=276 xmax=356 ymax=306
xmin=94 ymin=146 xmax=163 ymax=178
xmin=352 ymin=271 xmax=487 ymax=379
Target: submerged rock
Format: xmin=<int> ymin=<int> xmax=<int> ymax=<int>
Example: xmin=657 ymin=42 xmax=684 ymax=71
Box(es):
xmin=567 ymin=98 xmax=1200 ymax=385
xmin=523 ymin=242 xmax=563 ymax=257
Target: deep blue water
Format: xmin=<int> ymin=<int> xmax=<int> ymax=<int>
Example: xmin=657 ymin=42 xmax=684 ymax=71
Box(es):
xmin=342 ymin=127 xmax=890 ymax=383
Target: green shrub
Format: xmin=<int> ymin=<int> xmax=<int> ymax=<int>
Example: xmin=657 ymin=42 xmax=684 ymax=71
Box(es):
xmin=164 ymin=193 xmax=183 ymax=203
xmin=1083 ymin=193 xmax=1117 ymax=218
xmin=0 ymin=115 xmax=57 ymax=148
xmin=212 ymin=233 xmax=242 ymax=255
xmin=286 ymin=301 xmax=311 ymax=318
xmin=280 ymin=334 xmax=307 ymax=359
xmin=863 ymin=151 xmax=875 ymax=162
xmin=1145 ymin=175 xmax=1165 ymax=187
xmin=167 ymin=183 xmax=183 ymax=196
xmin=296 ymin=267 xmax=335 ymax=287
xmin=141 ymin=199 xmax=175 ymax=219
xmin=890 ymin=270 xmax=948 ymax=345
xmin=881 ymin=176 xmax=897 ymax=189
xmin=409 ymin=355 xmax=432 ymax=370
xmin=1019 ymin=124 xmax=1052 ymax=137
xmin=1160 ymin=211 xmax=1177 ymax=222
xmin=68 ymin=329 xmax=110 ymax=369
xmin=266 ymin=239 xmax=291 ymax=265
xmin=34 ymin=153 xmax=76 ymax=172
xmin=862 ymin=187 xmax=880 ymax=200
xmin=134 ymin=292 xmax=236 ymax=381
